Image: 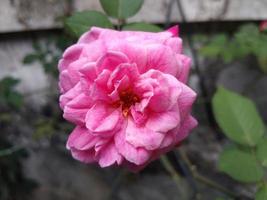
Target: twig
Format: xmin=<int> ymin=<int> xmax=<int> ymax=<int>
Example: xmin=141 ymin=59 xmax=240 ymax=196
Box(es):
xmin=178 ymin=149 xmax=241 ymax=199
xmin=176 ymin=0 xmax=217 ymax=128
xmin=160 ymin=155 xmax=181 ymax=186
xmin=174 ymin=152 xmax=198 ymax=199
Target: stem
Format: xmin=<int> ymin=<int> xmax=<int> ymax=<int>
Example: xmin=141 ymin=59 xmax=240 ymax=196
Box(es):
xmin=178 ymin=149 xmax=238 ymax=198
xmin=117 ymin=19 xmax=126 ymax=30
xmin=160 ymin=155 xmax=181 ymax=186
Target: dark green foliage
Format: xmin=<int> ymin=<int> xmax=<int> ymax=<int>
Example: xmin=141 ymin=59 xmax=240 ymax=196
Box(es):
xmin=196 ymin=24 xmax=267 ymax=73
xmin=65 ymin=11 xmax=113 ymax=37
xmin=0 ymin=139 xmax=37 ymax=200
xmin=123 ymin=23 xmax=162 ymax=32
xmin=0 ymin=77 xmax=23 ymax=110
xmin=23 ymin=35 xmax=73 ymax=77
xmin=100 ymin=0 xmax=144 ymax=19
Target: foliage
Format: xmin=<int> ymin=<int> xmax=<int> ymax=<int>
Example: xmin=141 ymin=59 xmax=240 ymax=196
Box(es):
xmin=100 ymin=0 xmax=144 ymax=19
xmin=256 ymin=184 xmax=267 ymax=200
xmin=123 ymin=22 xmax=162 ymax=32
xmin=65 ymin=11 xmax=113 ymax=37
xmin=23 ymin=35 xmax=73 ymax=77
xmin=212 ymin=87 xmax=265 ymax=146
xmin=0 ymin=139 xmax=37 ymax=200
xmin=213 ymin=87 xmax=267 ymax=198
xmin=196 ymin=24 xmax=267 ymax=73
xmin=64 ymin=0 xmax=161 ymax=38
xmin=0 ymin=77 xmax=23 ymax=110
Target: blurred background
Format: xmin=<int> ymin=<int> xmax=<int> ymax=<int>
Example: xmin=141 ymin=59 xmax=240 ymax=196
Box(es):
xmin=0 ymin=0 xmax=267 ymax=200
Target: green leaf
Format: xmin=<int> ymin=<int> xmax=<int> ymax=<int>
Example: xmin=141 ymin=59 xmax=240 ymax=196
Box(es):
xmin=256 ymin=139 xmax=267 ymax=167
xmin=199 ymin=34 xmax=228 ymax=58
xmin=6 ymin=92 xmax=23 ymax=109
xmin=257 ymin=55 xmax=267 ymax=74
xmin=219 ymin=147 xmax=264 ymax=183
xmin=65 ymin=11 xmax=113 ymax=37
xmin=23 ymin=54 xmax=38 ymax=64
xmin=100 ymin=0 xmax=144 ymax=19
xmin=212 ymin=87 xmax=265 ymax=146
xmin=123 ymin=23 xmax=162 ymax=32
xmin=256 ymin=185 xmax=267 ymax=200
xmin=0 ymin=77 xmax=20 ymax=89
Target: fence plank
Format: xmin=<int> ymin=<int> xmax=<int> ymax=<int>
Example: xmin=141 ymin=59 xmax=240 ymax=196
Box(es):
xmin=0 ymin=0 xmax=267 ymax=33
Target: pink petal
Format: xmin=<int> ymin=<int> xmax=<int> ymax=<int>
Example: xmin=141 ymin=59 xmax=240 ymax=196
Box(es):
xmin=125 ymin=117 xmax=165 ymax=150
xmin=178 ymin=83 xmax=197 ymax=121
xmin=164 ymin=37 xmax=183 ymax=54
xmin=145 ymin=44 xmax=179 ymax=76
xmin=63 ymin=107 xmax=88 ymax=125
xmin=79 ymin=62 xmax=97 ymax=93
xmin=177 ymin=55 xmax=191 ymax=83
xmin=80 ymin=40 xmax=106 ymax=62
xmin=145 ymin=105 xmax=180 ymax=133
xmin=167 ymin=25 xmax=179 ymax=37
xmin=159 ymin=132 xmax=176 ymax=149
xmin=59 ymin=70 xmax=74 ymax=93
xmin=58 ymin=44 xmax=85 ymax=72
xmin=59 ymin=83 xmax=82 ymax=109
xmin=107 ymin=63 xmax=139 ymax=91
xmin=175 ymin=115 xmax=198 ymax=142
xmin=115 ymin=123 xmax=151 ymax=165
xmin=96 ymin=51 xmax=129 ymax=73
xmin=67 ymin=57 xmax=88 ymax=84
xmin=90 ymin=70 xmax=111 ymax=102
xmin=71 ymin=148 xmax=96 ymax=164
xmin=66 ymin=126 xmax=98 ymax=150
xmin=78 ymin=27 xmax=102 ymax=44
xmin=63 ymin=93 xmax=92 ymax=125
xmin=98 ymin=142 xmax=123 ymax=167
xmin=108 ymin=42 xmax=147 ymax=73
xmin=140 ymin=70 xmax=182 ymax=112
xmin=85 ymin=102 xmax=121 ymax=136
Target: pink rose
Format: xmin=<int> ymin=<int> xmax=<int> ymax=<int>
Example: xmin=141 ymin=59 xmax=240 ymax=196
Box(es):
xmin=58 ymin=26 xmax=197 ymax=171
xmin=259 ymin=21 xmax=267 ymax=32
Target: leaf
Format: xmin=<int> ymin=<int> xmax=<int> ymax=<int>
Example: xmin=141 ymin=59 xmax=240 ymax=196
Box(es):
xmin=100 ymin=0 xmax=144 ymax=19
xmin=219 ymin=147 xmax=264 ymax=183
xmin=212 ymin=87 xmax=265 ymax=146
xmin=199 ymin=34 xmax=228 ymax=58
xmin=23 ymin=54 xmax=38 ymax=64
xmin=257 ymin=55 xmax=267 ymax=74
xmin=0 ymin=77 xmax=20 ymax=89
xmin=256 ymin=185 xmax=267 ymax=200
xmin=256 ymin=139 xmax=267 ymax=167
xmin=123 ymin=23 xmax=162 ymax=32
xmin=6 ymin=92 xmax=23 ymax=109
xmin=65 ymin=11 xmax=113 ymax=38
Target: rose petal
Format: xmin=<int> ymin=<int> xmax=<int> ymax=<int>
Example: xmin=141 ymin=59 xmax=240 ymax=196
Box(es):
xmin=85 ymin=102 xmax=121 ymax=136
xmin=178 ymin=83 xmax=197 ymax=121
xmin=98 ymin=142 xmax=123 ymax=167
xmin=175 ymin=115 xmax=198 ymax=142
xmin=115 ymin=123 xmax=151 ymax=165
xmin=67 ymin=126 xmax=98 ymax=150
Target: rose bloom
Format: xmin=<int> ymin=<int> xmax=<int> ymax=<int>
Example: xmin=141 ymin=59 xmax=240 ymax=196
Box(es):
xmin=58 ymin=26 xmax=197 ymax=171
xmin=259 ymin=20 xmax=267 ymax=32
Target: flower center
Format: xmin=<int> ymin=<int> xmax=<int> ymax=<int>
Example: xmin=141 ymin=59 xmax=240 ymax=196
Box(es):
xmin=119 ymin=90 xmax=140 ymax=117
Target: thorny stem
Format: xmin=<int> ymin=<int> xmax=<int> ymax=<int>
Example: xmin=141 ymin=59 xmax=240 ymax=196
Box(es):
xmin=178 ymin=149 xmax=240 ymax=199
xmin=160 ymin=155 xmax=182 ymax=188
